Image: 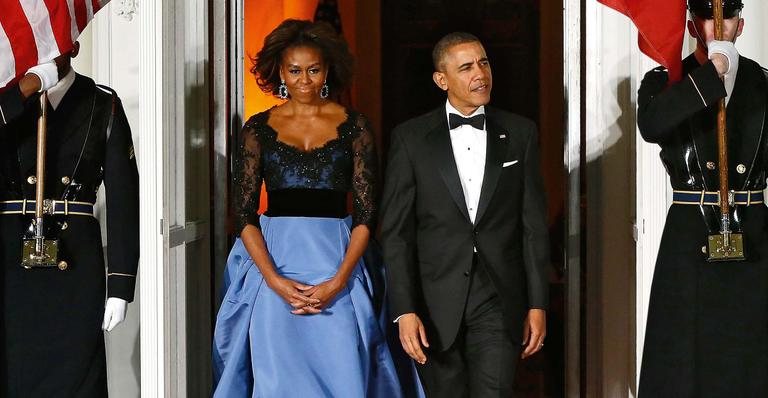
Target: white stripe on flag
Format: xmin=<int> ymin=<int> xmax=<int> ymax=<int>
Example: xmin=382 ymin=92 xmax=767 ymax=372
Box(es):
xmin=66 ymin=0 xmax=79 ymax=45
xmin=0 ymin=27 xmax=16 ymax=87
xmin=19 ymin=0 xmax=60 ymax=64
xmin=85 ymin=0 xmax=95 ymax=23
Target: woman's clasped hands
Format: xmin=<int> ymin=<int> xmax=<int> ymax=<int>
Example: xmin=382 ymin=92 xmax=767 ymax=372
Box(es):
xmin=266 ymin=274 xmax=346 ymax=315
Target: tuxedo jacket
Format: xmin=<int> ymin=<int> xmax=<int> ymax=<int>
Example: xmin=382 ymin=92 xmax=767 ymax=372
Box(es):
xmin=381 ymin=105 xmax=550 ymax=350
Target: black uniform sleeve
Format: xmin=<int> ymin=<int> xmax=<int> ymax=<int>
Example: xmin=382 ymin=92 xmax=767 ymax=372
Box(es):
xmin=0 ymin=84 xmax=26 ymax=127
xmin=638 ymin=61 xmax=726 ymax=143
xmin=104 ymin=96 xmax=140 ymax=302
xmin=233 ymin=122 xmax=262 ymax=233
xmin=350 ymin=114 xmax=378 ymax=230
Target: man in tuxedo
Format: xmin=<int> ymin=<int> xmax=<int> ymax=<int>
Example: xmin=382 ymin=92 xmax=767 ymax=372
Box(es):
xmin=381 ymin=32 xmax=550 ymax=397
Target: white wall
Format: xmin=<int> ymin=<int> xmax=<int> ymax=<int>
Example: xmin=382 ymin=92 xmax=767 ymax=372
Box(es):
xmin=739 ymin=3 xmax=768 ymax=64
xmin=583 ymin=3 xmax=639 ymax=397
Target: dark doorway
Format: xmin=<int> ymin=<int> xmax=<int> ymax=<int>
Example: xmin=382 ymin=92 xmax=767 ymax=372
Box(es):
xmin=382 ymin=1 xmax=541 ymax=132
xmin=381 ymin=1 xmax=565 ymax=396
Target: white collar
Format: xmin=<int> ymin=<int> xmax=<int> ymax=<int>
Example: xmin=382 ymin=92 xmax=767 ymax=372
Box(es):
xmin=47 ymin=68 xmax=76 ymax=110
xmin=445 ymin=99 xmax=485 ymax=119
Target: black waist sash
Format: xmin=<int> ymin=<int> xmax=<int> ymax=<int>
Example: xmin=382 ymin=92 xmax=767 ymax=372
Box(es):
xmin=265 ymin=188 xmax=348 ymax=218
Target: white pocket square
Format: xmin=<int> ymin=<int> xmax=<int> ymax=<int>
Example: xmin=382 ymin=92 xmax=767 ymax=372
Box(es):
xmin=502 ymin=160 xmax=518 ymax=168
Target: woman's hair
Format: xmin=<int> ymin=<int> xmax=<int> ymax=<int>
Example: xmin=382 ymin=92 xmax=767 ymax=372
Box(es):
xmin=252 ymin=19 xmax=354 ymax=97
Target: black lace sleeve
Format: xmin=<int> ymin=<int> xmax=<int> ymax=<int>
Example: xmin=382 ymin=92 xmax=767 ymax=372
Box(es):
xmin=233 ymin=120 xmax=263 ymax=232
xmin=351 ymin=114 xmax=378 ymax=229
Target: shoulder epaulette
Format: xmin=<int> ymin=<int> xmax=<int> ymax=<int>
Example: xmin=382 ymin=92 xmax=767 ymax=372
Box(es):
xmin=95 ymin=84 xmax=116 ymax=96
xmin=94 ymin=84 xmax=117 ymax=140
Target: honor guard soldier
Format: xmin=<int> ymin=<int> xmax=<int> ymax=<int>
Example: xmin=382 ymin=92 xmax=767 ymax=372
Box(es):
xmin=1 ymin=43 xmax=139 ymax=397
xmin=637 ymin=1 xmax=768 ymax=397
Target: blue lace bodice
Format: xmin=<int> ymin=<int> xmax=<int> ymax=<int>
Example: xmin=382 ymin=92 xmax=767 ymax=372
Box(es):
xmin=233 ymin=108 xmax=378 ymax=231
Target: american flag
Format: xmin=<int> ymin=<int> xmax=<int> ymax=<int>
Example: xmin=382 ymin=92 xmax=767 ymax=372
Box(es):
xmin=0 ymin=0 xmax=110 ymax=89
xmin=598 ymin=0 xmax=687 ymax=83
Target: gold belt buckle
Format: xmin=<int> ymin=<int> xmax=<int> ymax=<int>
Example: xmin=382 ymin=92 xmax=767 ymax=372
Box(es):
xmin=20 ymin=216 xmax=63 ymax=270
xmin=706 ymin=232 xmax=746 ymax=262
xmin=21 ymin=237 xmax=60 ymax=269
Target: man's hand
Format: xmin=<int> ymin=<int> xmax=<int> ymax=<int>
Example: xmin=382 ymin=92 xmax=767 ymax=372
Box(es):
xmin=521 ymin=308 xmax=546 ymax=359
xmin=25 ymin=61 xmax=59 ymax=93
xmin=102 ymin=297 xmax=128 ymax=332
xmin=18 ymin=74 xmax=42 ymax=99
xmin=398 ymin=313 xmax=429 ymax=365
xmin=708 ymin=40 xmax=739 ymax=77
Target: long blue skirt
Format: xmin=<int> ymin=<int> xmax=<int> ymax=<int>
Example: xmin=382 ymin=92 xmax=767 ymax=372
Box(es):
xmin=212 ymin=215 xmax=405 ymax=397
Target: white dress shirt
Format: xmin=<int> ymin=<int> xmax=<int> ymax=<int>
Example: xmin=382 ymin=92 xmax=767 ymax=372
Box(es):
xmin=47 ymin=68 xmax=75 ymax=110
xmin=446 ymin=100 xmax=486 ymax=224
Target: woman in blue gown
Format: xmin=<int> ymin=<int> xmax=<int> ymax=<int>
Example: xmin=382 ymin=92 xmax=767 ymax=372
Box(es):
xmin=212 ymin=19 xmax=413 ymax=397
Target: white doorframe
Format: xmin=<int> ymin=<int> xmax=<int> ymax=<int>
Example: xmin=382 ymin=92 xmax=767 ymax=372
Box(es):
xmin=138 ymin=0 xmax=167 ymax=394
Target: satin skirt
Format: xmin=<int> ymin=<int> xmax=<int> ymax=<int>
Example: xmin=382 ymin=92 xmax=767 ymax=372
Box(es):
xmin=212 ymin=215 xmax=405 ymax=398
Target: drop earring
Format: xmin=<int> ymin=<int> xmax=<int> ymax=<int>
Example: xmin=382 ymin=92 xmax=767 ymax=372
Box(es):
xmin=278 ymin=79 xmax=288 ymax=99
xmin=320 ymin=80 xmax=329 ymax=99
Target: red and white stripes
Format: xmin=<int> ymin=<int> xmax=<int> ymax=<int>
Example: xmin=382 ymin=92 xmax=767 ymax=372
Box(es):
xmin=0 ymin=0 xmax=109 ymax=88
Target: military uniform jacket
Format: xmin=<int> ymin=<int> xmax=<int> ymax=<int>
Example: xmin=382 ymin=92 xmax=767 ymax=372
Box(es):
xmin=0 ymin=84 xmax=26 ymax=127
xmin=638 ymin=54 xmax=768 ymax=233
xmin=637 ymin=55 xmax=768 ymax=397
xmin=1 ymin=73 xmax=138 ymax=397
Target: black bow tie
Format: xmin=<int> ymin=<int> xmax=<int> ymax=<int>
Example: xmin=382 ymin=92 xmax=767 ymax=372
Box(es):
xmin=449 ymin=113 xmax=485 ymax=130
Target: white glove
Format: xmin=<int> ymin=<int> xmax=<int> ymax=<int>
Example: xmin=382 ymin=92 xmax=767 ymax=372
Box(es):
xmin=708 ymin=40 xmax=739 ymax=75
xmin=708 ymin=40 xmax=739 ymax=103
xmin=25 ymin=61 xmax=59 ymax=92
xmin=102 ymin=297 xmax=128 ymax=332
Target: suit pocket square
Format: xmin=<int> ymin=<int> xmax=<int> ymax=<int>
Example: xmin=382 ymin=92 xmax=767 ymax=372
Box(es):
xmin=502 ymin=160 xmax=519 ymax=168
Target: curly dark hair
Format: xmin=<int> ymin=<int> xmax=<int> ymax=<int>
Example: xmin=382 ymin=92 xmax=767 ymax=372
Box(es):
xmin=252 ymin=19 xmax=354 ymax=98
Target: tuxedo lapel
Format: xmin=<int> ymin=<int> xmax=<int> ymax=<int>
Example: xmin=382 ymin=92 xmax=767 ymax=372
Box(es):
xmin=474 ymin=110 xmax=506 ymax=226
xmin=427 ymin=109 xmax=471 ymax=223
